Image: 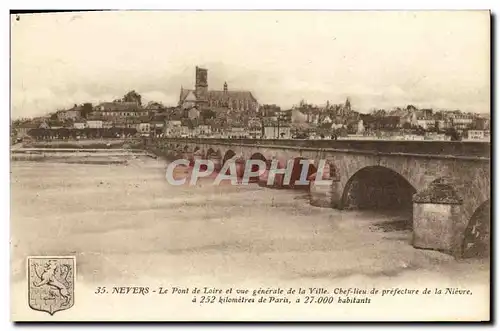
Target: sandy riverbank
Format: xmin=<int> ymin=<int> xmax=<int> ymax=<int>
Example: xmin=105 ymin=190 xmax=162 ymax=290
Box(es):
xmin=10 ymin=157 xmax=490 ymax=321
xmin=18 ymin=138 xmax=145 ymax=150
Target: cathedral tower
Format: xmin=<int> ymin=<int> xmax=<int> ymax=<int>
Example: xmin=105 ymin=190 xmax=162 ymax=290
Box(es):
xmin=195 ymin=66 xmax=208 ymax=107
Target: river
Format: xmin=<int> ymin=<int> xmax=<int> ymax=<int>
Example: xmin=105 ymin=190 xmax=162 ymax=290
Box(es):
xmin=10 ymin=155 xmax=490 ymax=321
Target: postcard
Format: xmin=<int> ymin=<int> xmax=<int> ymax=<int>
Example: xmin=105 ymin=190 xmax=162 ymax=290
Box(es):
xmin=10 ymin=10 xmax=491 ymax=321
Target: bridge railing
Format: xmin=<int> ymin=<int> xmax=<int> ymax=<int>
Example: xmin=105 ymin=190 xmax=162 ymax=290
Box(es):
xmin=159 ymin=138 xmax=491 ymax=158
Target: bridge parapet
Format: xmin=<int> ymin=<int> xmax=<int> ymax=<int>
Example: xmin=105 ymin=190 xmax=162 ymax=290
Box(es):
xmin=162 ymin=138 xmax=490 ymax=159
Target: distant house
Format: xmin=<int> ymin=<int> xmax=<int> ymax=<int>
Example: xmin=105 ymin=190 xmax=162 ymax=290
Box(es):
xmin=87 ymin=119 xmax=103 ymax=129
xmin=39 ymin=122 xmax=50 ymax=129
xmin=179 ymin=126 xmax=190 ymax=137
xmin=436 ymin=120 xmax=452 ymax=131
xmin=164 ymin=120 xmax=182 ymax=137
xmin=150 ymin=117 xmax=165 ymax=136
xmin=138 ymin=118 xmax=151 ymax=135
xmin=114 ymin=118 xmax=139 ymax=129
xmin=230 ymin=127 xmax=247 ymax=138
xmin=388 ymin=108 xmax=416 ymax=127
xmin=195 ymin=124 xmax=211 ymax=136
xmin=263 ymin=124 xmax=291 ymax=139
xmin=321 ymin=115 xmax=333 ymax=124
xmin=103 ymin=120 xmax=114 ymax=129
xmin=357 ymin=120 xmax=365 ymax=134
xmin=380 ymin=116 xmax=402 ymax=130
xmin=57 ymin=106 xmax=81 ymax=121
xmin=467 ymin=130 xmax=487 ymax=140
xmin=416 ymin=117 xmax=436 ymax=130
xmin=471 ymin=117 xmax=489 ymax=131
xmin=450 ymin=114 xmax=473 ymax=130
xmin=49 ymin=122 xmax=64 ymax=130
xmin=16 ymin=122 xmax=39 ymax=137
xmin=97 ymin=101 xmax=147 ymax=118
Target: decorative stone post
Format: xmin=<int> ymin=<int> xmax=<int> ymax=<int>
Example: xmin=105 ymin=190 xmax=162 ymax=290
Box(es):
xmin=412 ymin=180 xmax=464 ymax=256
xmin=308 ymin=162 xmax=343 ymax=208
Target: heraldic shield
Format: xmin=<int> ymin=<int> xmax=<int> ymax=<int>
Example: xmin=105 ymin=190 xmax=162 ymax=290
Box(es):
xmin=28 ymin=256 xmax=75 ymax=315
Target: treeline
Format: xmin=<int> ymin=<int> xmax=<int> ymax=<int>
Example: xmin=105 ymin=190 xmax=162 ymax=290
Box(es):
xmin=27 ymin=127 xmax=140 ymax=140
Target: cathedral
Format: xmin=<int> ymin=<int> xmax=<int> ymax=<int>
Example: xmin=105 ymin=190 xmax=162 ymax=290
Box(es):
xmin=178 ymin=67 xmax=259 ymax=112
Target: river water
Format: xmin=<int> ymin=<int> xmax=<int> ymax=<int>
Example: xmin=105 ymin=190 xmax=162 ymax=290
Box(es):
xmin=10 ymin=155 xmax=490 ymax=321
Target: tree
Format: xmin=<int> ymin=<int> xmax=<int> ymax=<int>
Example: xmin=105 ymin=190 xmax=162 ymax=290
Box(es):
xmin=414 ymin=125 xmax=426 ymax=136
xmin=122 ymin=90 xmax=142 ymax=105
xmin=57 ymin=128 xmax=70 ymax=139
xmin=402 ymin=122 xmax=412 ymax=130
xmin=147 ymin=101 xmax=164 ymax=109
xmin=81 ymin=103 xmax=93 ymax=119
xmin=446 ymin=128 xmax=461 ymax=141
xmin=201 ymin=109 xmax=216 ymax=120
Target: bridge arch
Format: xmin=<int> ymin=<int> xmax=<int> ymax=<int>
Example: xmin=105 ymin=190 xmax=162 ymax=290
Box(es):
xmin=341 ymin=166 xmax=416 ymax=212
xmin=248 ymin=152 xmax=268 ymax=182
xmin=206 ymin=147 xmax=219 ymax=158
xmin=250 ymin=152 xmax=267 ymax=163
xmin=462 ymin=199 xmax=490 ymax=258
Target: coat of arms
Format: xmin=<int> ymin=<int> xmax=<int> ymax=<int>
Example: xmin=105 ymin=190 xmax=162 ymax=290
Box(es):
xmin=28 ymin=256 xmax=75 ymax=315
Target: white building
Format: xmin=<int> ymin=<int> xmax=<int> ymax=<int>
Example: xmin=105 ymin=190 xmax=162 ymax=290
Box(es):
xmin=357 ymin=120 xmax=365 ymax=134
xmin=467 ymin=130 xmax=487 ymax=140
xmin=230 ymin=127 xmax=248 ymax=138
xmin=263 ymin=125 xmax=291 ymax=139
xmin=74 ymin=121 xmax=87 ymax=129
xmin=86 ymin=120 xmax=103 ymax=129
xmin=451 ymin=114 xmax=473 ymax=130
xmin=416 ymin=118 xmax=436 ymax=130
xmin=138 ymin=122 xmax=151 ymax=134
xmin=164 ymin=120 xmax=182 ymax=137
xmin=57 ymin=109 xmax=81 ymax=121
xmin=194 ymin=125 xmax=212 ymax=137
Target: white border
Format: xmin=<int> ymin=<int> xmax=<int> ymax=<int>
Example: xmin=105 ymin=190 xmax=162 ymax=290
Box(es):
xmin=3 ymin=1 xmax=498 ymax=330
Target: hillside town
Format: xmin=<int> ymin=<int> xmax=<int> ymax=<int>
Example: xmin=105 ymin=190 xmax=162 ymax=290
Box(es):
xmin=11 ymin=66 xmax=491 ymax=143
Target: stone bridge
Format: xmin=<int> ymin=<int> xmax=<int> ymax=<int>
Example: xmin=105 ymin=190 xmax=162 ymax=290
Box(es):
xmin=150 ymin=138 xmax=491 ymax=258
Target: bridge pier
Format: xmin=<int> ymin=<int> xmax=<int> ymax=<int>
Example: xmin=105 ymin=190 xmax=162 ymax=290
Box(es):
xmin=182 ymin=152 xmax=193 ymax=164
xmin=307 ymin=164 xmax=343 ymax=208
xmin=412 ymin=179 xmax=464 ymax=256
xmin=208 ymin=154 xmax=222 ymax=172
xmin=309 ymin=179 xmax=343 ymax=208
xmin=192 ymin=150 xmax=204 ymax=164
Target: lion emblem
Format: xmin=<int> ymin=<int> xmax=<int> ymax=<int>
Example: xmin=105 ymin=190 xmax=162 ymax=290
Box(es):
xmin=28 ymin=257 xmax=75 ymax=315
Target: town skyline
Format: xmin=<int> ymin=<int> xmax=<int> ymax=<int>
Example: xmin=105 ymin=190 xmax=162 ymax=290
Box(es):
xmin=11 ymin=11 xmax=490 ymax=119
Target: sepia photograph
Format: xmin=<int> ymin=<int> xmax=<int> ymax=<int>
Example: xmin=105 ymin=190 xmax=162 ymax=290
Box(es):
xmin=9 ymin=10 xmax=491 ymax=322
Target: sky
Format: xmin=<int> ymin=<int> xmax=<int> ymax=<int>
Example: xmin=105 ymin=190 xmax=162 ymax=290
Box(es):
xmin=11 ymin=11 xmax=490 ymax=119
